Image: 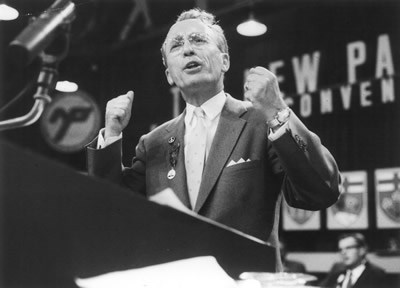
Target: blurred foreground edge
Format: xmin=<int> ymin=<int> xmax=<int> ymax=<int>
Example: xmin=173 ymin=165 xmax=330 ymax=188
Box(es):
xmin=0 ymin=139 xmax=275 ymax=288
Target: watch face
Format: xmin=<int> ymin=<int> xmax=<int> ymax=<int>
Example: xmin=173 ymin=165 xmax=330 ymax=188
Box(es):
xmin=277 ymin=108 xmax=290 ymax=122
xmin=268 ymin=118 xmax=280 ymax=128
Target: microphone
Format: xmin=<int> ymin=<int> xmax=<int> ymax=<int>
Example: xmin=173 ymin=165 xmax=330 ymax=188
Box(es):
xmin=9 ymin=0 xmax=76 ymax=66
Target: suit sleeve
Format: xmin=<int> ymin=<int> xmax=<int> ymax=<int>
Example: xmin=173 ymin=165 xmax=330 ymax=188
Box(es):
xmin=319 ymin=262 xmax=345 ymax=288
xmin=86 ymin=136 xmax=123 ymax=183
xmin=270 ymin=111 xmax=341 ymax=210
xmin=86 ymin=136 xmax=147 ymax=196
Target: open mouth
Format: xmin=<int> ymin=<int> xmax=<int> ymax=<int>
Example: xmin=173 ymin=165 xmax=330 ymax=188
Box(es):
xmin=184 ymin=61 xmax=201 ymax=70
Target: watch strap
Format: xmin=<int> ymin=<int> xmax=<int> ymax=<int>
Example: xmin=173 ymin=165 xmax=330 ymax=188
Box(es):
xmin=267 ymin=107 xmax=290 ymax=129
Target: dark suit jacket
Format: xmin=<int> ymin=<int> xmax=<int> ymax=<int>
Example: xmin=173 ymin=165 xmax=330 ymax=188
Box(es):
xmin=319 ymin=261 xmax=387 ymax=288
xmin=87 ymin=94 xmax=340 ymax=258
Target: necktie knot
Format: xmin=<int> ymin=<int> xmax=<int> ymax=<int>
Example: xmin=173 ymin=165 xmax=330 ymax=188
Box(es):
xmin=189 ymin=107 xmax=206 ymax=131
xmin=194 ymin=107 xmax=205 ymax=120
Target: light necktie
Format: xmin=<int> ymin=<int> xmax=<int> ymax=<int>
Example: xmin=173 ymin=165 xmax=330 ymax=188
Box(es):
xmin=185 ymin=107 xmax=207 ymax=208
xmin=343 ymin=270 xmax=353 ymax=288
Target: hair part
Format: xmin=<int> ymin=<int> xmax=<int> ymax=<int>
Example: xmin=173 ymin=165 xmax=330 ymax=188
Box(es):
xmin=160 ymin=8 xmax=229 ymax=67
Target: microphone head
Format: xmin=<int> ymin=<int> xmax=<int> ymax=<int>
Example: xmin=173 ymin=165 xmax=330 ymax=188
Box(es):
xmin=9 ymin=0 xmax=75 ymax=66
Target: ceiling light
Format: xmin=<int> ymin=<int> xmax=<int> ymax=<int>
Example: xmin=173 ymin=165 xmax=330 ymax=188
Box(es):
xmin=236 ymin=13 xmax=267 ymax=37
xmin=0 ymin=3 xmax=19 ymax=21
xmin=56 ymin=80 xmax=78 ymax=92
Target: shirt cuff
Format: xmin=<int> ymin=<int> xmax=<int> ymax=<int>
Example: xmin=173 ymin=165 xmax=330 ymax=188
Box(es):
xmin=268 ymin=122 xmax=289 ymax=141
xmin=97 ymin=128 xmax=122 ymax=149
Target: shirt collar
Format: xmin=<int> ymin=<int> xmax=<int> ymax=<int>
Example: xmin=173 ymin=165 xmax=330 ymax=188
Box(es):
xmin=349 ymin=262 xmax=366 ymax=276
xmin=185 ymin=91 xmax=226 ymax=124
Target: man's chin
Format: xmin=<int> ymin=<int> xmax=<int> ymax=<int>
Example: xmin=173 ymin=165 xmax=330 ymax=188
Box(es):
xmin=182 ymin=78 xmax=212 ymax=89
xmin=343 ymin=260 xmax=351 ymax=266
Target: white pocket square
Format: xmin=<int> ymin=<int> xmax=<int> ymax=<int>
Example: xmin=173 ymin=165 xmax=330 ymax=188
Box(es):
xmin=227 ymin=158 xmax=251 ymax=167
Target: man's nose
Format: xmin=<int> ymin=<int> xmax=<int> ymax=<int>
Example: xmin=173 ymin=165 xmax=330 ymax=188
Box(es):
xmin=183 ymin=40 xmax=195 ymax=56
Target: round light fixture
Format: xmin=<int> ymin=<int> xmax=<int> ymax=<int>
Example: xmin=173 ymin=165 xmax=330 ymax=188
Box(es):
xmin=56 ymin=80 xmax=79 ymax=93
xmin=236 ymin=15 xmax=267 ymax=37
xmin=0 ymin=4 xmax=19 ymax=21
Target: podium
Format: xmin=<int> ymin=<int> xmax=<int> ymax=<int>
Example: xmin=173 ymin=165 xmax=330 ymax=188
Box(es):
xmin=0 ymin=140 xmax=275 ymax=288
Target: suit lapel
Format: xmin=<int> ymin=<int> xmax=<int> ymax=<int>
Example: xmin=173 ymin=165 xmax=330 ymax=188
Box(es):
xmin=194 ymin=95 xmax=248 ymax=212
xmin=165 ymin=112 xmax=191 ymax=208
xmin=353 ymin=262 xmax=370 ymax=288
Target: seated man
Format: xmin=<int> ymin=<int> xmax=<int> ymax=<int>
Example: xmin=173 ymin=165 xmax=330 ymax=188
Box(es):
xmin=320 ymin=233 xmax=386 ymax=288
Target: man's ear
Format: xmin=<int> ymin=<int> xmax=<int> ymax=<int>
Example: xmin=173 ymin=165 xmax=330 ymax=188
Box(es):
xmin=221 ymin=53 xmax=230 ymax=72
xmin=165 ymin=68 xmax=175 ymax=86
xmin=359 ymin=247 xmax=367 ymax=257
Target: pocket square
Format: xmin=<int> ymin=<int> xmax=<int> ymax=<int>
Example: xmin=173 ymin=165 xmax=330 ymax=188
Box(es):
xmin=227 ymin=158 xmax=251 ymax=167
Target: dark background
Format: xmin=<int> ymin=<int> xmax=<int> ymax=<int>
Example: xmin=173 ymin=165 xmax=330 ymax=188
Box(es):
xmin=0 ymin=0 xmax=399 ymax=256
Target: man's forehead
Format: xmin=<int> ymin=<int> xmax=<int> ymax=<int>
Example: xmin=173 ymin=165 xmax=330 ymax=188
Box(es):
xmin=166 ymin=19 xmax=211 ymax=39
xmin=339 ymin=237 xmax=357 ymax=247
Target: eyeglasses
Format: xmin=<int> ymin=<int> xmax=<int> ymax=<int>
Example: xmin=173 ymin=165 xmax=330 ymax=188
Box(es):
xmin=164 ymin=32 xmax=210 ymax=54
xmin=338 ymin=244 xmax=360 ymax=252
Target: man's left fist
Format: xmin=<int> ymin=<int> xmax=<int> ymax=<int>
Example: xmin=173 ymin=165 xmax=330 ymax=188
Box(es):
xmin=244 ymin=66 xmax=287 ymax=121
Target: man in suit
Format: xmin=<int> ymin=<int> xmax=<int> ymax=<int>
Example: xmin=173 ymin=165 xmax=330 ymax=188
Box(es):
xmin=86 ymin=8 xmax=340 ymax=268
xmin=320 ymin=233 xmax=387 ymax=288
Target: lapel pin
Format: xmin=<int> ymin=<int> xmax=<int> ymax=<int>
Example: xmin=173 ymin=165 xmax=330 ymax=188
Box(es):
xmin=167 ymin=137 xmax=179 ymax=180
xmin=167 ymin=168 xmax=176 ymax=179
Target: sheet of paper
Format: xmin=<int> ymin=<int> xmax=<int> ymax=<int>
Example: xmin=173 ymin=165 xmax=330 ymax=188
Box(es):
xmin=148 ymin=188 xmax=193 ymax=214
xmin=75 ymin=256 xmax=238 ymax=288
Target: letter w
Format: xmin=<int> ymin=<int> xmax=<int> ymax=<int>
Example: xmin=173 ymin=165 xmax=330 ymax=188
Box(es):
xmin=292 ymin=51 xmax=321 ymax=94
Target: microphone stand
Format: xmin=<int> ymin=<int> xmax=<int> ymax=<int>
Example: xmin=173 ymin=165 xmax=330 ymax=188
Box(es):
xmin=0 ymin=27 xmax=70 ymax=132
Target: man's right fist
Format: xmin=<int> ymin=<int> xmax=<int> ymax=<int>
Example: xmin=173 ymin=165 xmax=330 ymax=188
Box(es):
xmin=105 ymin=91 xmax=134 ymax=139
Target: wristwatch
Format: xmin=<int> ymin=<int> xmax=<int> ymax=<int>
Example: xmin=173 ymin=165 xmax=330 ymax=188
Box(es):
xmin=267 ymin=107 xmax=291 ymax=129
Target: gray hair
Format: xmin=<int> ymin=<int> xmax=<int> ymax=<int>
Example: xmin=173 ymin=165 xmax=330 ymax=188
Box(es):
xmin=161 ymin=8 xmax=229 ymax=67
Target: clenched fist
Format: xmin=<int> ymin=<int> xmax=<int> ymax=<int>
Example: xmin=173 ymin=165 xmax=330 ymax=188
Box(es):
xmin=105 ymin=91 xmax=134 ymax=139
xmin=244 ymin=66 xmax=287 ymax=122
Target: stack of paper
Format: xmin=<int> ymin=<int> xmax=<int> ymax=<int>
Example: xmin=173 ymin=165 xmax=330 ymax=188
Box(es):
xmin=76 ymin=256 xmax=239 ymax=288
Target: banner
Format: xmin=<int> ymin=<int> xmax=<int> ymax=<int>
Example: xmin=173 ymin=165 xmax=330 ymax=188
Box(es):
xmin=327 ymin=171 xmax=368 ymax=229
xmin=375 ymin=167 xmax=400 ymax=228
xmin=282 ymin=200 xmax=320 ymax=231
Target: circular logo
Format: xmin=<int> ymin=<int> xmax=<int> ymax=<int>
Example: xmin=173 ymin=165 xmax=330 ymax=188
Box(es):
xmin=41 ymin=90 xmax=101 ymax=153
